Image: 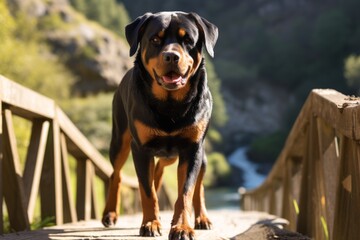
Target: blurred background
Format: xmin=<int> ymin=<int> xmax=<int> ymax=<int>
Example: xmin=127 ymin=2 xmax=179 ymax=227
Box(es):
xmin=1 ymin=0 xmax=360 ymax=208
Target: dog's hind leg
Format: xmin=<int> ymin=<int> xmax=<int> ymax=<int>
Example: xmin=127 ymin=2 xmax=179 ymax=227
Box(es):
xmin=102 ymin=92 xmax=132 ymax=227
xmin=154 ymin=157 xmax=177 ymax=192
xmin=102 ymin=128 xmax=131 ymax=227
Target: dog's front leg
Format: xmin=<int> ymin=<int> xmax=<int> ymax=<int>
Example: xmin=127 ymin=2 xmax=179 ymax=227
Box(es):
xmin=132 ymin=142 xmax=162 ymax=237
xmin=169 ymin=144 xmax=204 ymax=240
xmin=193 ymin=155 xmax=212 ymax=230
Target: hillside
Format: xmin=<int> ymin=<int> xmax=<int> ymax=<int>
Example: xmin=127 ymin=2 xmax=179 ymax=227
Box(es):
xmin=4 ymin=0 xmax=360 ymax=177
xmin=120 ymin=0 xmax=360 ymax=161
xmin=2 ymin=0 xmax=231 ymax=186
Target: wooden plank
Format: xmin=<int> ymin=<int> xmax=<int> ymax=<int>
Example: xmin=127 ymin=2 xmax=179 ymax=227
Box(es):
xmin=0 ymin=75 xmax=55 ymax=120
xmin=2 ymin=109 xmax=30 ymax=231
xmin=23 ymin=120 xmax=50 ymax=222
xmin=56 ymin=108 xmax=112 ymax=180
xmin=76 ymin=159 xmax=93 ymax=221
xmin=1 ymin=210 xmax=290 ymax=240
xmin=351 ymin=143 xmax=360 ymax=238
xmin=333 ymin=137 xmax=360 ymax=239
xmin=57 ymin=108 xmax=139 ymax=189
xmin=40 ymin=121 xmax=62 ymax=225
xmin=297 ymin=115 xmax=325 ymax=239
xmin=281 ymin=159 xmax=296 ymax=231
xmin=311 ymin=89 xmax=360 ymax=140
xmin=316 ymin=118 xmax=338 ymax=240
xmin=332 ymin=135 xmax=351 ymax=239
xmin=60 ymin=133 xmax=77 ymax=223
xmin=53 ymin=119 xmax=63 ymax=225
xmin=91 ymin=175 xmax=99 ymax=219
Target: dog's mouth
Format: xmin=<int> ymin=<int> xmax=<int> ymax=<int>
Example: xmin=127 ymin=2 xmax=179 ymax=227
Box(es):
xmin=154 ymin=68 xmax=190 ymax=90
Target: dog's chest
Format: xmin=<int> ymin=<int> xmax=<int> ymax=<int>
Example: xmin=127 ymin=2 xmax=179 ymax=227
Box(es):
xmin=134 ymin=119 xmax=207 ymax=146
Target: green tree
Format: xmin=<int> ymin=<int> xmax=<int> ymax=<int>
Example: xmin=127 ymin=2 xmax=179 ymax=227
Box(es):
xmin=0 ymin=0 xmax=76 ymax=101
xmin=69 ymin=0 xmax=130 ymax=38
xmin=206 ymin=57 xmax=228 ymax=128
xmin=344 ymin=55 xmax=360 ymax=93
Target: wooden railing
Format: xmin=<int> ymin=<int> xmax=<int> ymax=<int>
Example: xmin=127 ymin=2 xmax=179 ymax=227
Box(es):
xmin=0 ymin=76 xmax=172 ymax=233
xmin=240 ymin=89 xmax=360 ymax=240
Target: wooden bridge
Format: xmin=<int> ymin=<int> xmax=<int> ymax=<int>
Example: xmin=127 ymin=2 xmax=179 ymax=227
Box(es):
xmin=0 ymin=75 xmax=359 ymax=239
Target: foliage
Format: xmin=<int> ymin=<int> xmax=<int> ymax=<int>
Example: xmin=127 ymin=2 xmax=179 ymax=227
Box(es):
xmin=0 ymin=0 xmax=76 ymax=101
xmin=344 ymin=55 xmax=360 ymax=93
xmin=61 ymin=93 xmax=113 ymax=154
xmin=206 ymin=57 xmax=228 ymax=128
xmin=69 ymin=0 xmax=130 ymax=38
xmin=204 ymin=152 xmax=231 ymax=187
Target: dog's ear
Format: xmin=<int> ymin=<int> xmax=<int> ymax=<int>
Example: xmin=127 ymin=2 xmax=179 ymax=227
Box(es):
xmin=125 ymin=12 xmax=153 ymax=57
xmin=189 ymin=12 xmax=218 ymax=58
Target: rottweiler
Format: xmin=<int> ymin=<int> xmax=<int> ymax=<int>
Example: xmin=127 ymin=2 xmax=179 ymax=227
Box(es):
xmin=102 ymin=11 xmax=218 ymax=240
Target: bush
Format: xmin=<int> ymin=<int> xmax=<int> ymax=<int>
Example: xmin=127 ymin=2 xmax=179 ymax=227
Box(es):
xmin=204 ymin=152 xmax=231 ymax=187
xmin=0 ymin=0 xmax=76 ymax=101
xmin=344 ymin=55 xmax=360 ymax=93
xmin=61 ymin=93 xmax=113 ymax=154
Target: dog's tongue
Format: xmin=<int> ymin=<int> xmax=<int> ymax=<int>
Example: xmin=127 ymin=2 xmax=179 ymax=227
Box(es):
xmin=162 ymin=73 xmax=182 ymax=83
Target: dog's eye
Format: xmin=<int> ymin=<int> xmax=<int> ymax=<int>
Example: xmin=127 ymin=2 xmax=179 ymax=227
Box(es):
xmin=150 ymin=36 xmax=162 ymax=45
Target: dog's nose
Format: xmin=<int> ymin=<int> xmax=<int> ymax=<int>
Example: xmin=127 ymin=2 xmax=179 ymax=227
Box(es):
xmin=163 ymin=51 xmax=180 ymax=64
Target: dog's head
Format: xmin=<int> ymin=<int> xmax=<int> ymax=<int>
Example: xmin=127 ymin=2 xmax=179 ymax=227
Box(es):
xmin=125 ymin=12 xmax=218 ymax=93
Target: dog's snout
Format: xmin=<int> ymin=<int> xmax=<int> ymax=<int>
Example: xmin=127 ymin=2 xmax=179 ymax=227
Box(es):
xmin=163 ymin=51 xmax=180 ymax=64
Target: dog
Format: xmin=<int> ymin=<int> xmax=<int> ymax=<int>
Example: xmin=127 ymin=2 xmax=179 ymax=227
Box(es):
xmin=102 ymin=11 xmax=218 ymax=240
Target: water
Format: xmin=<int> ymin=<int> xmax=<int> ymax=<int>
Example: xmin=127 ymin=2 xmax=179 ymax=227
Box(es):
xmin=228 ymin=147 xmax=266 ymax=190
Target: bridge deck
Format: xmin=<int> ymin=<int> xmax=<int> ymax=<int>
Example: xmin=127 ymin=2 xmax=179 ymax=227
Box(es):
xmin=2 ymin=210 xmax=288 ymax=240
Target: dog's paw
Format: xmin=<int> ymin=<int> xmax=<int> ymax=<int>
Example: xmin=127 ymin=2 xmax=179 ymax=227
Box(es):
xmin=169 ymin=224 xmax=195 ymax=240
xmin=140 ymin=220 xmax=162 ymax=237
xmin=194 ymin=216 xmax=212 ymax=230
xmin=102 ymin=212 xmax=117 ymax=227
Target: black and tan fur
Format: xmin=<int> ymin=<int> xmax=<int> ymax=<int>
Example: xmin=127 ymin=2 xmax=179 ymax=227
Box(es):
xmin=102 ymin=11 xmax=218 ymax=240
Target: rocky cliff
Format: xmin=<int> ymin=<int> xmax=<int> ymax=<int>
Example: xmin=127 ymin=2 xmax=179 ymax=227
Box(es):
xmin=10 ymin=0 xmax=132 ymax=94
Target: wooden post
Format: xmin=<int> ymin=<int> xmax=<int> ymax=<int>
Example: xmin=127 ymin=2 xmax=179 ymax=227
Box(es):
xmin=316 ymin=118 xmax=337 ymax=240
xmin=41 ymin=119 xmax=63 ymax=225
xmin=2 ymin=109 xmax=29 ymax=231
xmin=60 ymin=133 xmax=77 ymax=223
xmin=23 ymin=120 xmax=49 ymax=222
xmin=333 ymin=137 xmax=360 ymax=239
xmin=297 ymin=115 xmax=326 ymax=239
xmin=76 ymin=159 xmax=93 ymax=220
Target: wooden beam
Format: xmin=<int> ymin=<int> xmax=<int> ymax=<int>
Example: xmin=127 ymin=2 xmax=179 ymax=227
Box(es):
xmin=40 ymin=120 xmax=63 ymax=225
xmin=76 ymin=159 xmax=93 ymax=221
xmin=60 ymin=133 xmax=77 ymax=223
xmin=53 ymin=119 xmax=63 ymax=225
xmin=2 ymin=109 xmax=29 ymax=231
xmin=23 ymin=120 xmax=50 ymax=222
xmin=333 ymin=137 xmax=360 ymax=239
xmin=0 ymin=76 xmax=55 ymax=120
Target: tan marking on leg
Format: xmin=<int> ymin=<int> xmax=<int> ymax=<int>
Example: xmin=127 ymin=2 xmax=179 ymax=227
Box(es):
xmin=102 ymin=129 xmax=131 ymax=226
xmin=169 ymin=161 xmax=196 ymax=239
xmin=138 ymin=159 xmax=162 ymax=236
xmin=193 ymin=162 xmax=212 ymax=229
